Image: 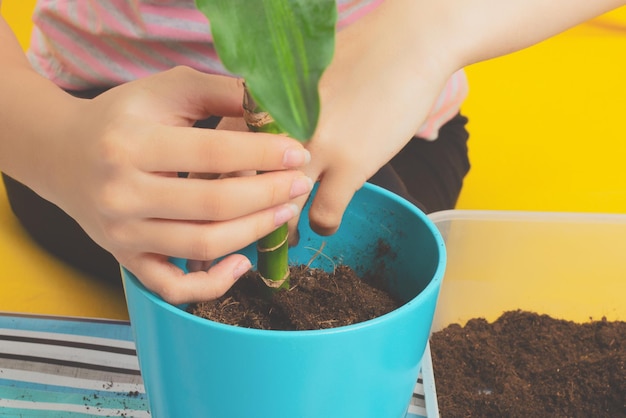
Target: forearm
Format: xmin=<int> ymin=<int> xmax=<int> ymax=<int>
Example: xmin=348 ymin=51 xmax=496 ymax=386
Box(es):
xmin=406 ymin=0 xmax=626 ymax=72
xmin=0 ymin=16 xmax=82 ymax=197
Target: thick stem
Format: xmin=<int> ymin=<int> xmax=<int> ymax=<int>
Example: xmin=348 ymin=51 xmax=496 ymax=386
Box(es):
xmin=243 ymin=86 xmax=290 ymax=291
xmin=257 ymin=224 xmax=290 ymax=290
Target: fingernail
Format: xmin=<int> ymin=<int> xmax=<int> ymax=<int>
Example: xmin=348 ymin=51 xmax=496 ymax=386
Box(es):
xmin=283 ymin=148 xmax=311 ymax=168
xmin=274 ymin=203 xmax=299 ymax=226
xmin=233 ymin=259 xmax=252 ymax=281
xmin=290 ymin=176 xmax=314 ymax=198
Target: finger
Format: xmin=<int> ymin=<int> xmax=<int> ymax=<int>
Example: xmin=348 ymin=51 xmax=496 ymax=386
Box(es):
xmin=308 ymin=169 xmax=366 ymax=236
xmin=286 ymin=190 xmax=312 ymax=246
xmin=124 ymin=253 xmax=251 ymax=305
xmin=116 ymin=203 xmax=300 ymax=261
xmin=144 ymin=68 xmax=245 ymax=120
xmin=130 ymin=171 xmax=312 ymax=220
xmin=287 ymin=164 xmax=323 ymax=245
xmin=135 ymin=127 xmax=310 ymax=173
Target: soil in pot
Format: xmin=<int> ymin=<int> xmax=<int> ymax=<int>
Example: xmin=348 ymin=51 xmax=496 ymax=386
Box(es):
xmin=187 ymin=263 xmax=402 ymax=331
xmin=430 ymin=310 xmax=626 ymax=417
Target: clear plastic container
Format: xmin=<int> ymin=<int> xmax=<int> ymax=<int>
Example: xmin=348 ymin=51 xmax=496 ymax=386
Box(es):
xmin=428 ymin=209 xmax=626 ymax=331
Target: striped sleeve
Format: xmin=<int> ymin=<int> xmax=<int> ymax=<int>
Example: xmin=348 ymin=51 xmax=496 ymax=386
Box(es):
xmin=415 ymin=70 xmax=469 ymax=140
xmin=26 ymin=0 xmax=467 ymax=138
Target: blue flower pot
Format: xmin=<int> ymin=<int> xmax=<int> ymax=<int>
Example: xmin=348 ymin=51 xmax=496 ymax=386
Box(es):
xmin=122 ymin=183 xmax=445 ymax=418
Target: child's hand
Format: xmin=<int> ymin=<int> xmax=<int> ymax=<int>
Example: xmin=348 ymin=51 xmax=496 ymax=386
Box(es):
xmin=289 ymin=0 xmax=452 ymax=239
xmin=48 ymin=68 xmax=312 ymax=304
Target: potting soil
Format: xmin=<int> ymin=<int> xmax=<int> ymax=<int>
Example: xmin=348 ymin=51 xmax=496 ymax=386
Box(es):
xmin=187 ymin=264 xmax=402 ymax=330
xmin=430 ymin=310 xmax=626 ymax=417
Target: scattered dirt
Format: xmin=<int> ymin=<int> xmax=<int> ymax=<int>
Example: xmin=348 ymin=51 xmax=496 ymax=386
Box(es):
xmin=430 ymin=310 xmax=626 ymax=417
xmin=187 ymin=264 xmax=402 ymax=331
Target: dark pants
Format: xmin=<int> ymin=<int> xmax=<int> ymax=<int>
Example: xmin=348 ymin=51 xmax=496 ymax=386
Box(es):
xmin=370 ymin=112 xmax=470 ymax=213
xmin=2 ymin=88 xmax=469 ymax=283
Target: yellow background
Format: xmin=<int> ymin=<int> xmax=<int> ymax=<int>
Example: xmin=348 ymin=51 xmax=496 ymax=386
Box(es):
xmin=1 ymin=1 xmax=626 ymax=320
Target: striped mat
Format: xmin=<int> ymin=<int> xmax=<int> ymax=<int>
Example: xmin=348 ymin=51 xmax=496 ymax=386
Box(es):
xmin=0 ymin=312 xmax=436 ymax=417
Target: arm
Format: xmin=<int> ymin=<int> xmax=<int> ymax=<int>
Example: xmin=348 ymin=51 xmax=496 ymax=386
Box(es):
xmin=294 ymin=0 xmax=626 ymax=237
xmin=422 ymin=0 xmax=626 ymax=69
xmin=0 ymin=14 xmax=82 ymax=193
xmin=0 ymin=14 xmax=313 ymax=304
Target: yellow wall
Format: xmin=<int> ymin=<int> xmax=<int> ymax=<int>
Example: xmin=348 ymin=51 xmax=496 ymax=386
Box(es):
xmin=1 ymin=0 xmax=36 ymax=49
xmin=458 ymin=8 xmax=626 ymax=213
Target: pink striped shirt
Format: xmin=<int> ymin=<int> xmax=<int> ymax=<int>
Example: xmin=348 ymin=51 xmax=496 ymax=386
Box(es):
xmin=28 ymin=0 xmax=467 ymax=140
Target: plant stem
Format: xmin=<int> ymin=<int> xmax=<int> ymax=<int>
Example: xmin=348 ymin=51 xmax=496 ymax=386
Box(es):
xmin=243 ymin=86 xmax=290 ymax=291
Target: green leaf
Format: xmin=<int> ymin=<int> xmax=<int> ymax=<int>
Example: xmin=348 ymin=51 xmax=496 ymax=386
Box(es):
xmin=195 ymin=0 xmax=337 ymax=141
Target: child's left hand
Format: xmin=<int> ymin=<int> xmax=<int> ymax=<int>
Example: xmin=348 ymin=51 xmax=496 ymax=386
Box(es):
xmin=289 ymin=0 xmax=454 ymax=240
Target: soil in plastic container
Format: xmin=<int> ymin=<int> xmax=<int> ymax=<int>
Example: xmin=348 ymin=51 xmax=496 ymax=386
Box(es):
xmin=430 ymin=310 xmax=626 ymax=417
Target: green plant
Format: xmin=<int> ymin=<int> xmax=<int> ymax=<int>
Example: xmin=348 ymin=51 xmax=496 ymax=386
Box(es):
xmin=195 ymin=0 xmax=337 ymax=290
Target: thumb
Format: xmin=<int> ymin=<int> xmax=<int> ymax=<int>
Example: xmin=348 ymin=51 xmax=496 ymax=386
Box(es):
xmin=124 ymin=253 xmax=252 ymax=305
xmin=144 ymin=67 xmax=245 ymax=120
